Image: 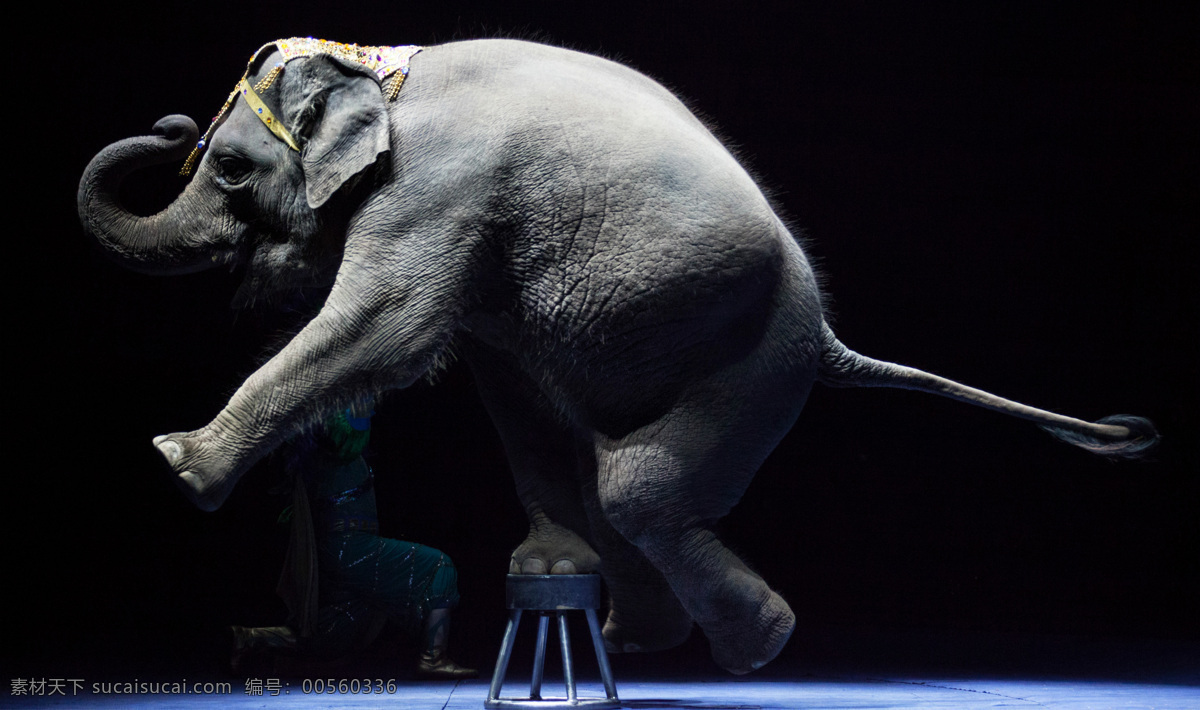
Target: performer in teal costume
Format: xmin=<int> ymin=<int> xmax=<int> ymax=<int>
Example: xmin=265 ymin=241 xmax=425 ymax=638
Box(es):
xmin=232 ymin=402 xmax=475 ymax=678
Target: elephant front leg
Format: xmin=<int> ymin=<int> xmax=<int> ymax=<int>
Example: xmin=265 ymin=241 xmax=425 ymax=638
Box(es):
xmin=506 ymin=438 xmax=600 ymax=575
xmin=154 ymin=413 xmax=263 ymax=512
xmin=510 ymin=506 xmax=599 ymax=575
xmin=158 ymin=239 xmax=474 ymax=511
xmin=464 ymin=346 xmax=599 ymax=575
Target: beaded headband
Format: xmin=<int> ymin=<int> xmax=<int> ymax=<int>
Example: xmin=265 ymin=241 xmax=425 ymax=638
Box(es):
xmin=181 ymin=38 xmax=423 ymax=176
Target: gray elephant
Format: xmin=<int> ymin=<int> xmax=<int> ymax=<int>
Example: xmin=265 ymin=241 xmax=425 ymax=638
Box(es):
xmin=78 ymin=37 xmax=1157 ymax=674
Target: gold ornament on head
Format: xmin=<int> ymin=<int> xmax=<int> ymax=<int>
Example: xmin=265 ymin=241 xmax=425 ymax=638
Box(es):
xmin=180 ymin=38 xmax=423 ymax=176
xmin=238 ymin=78 xmax=300 ymax=151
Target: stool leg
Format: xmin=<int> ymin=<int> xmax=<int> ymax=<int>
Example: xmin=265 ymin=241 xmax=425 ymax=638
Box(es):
xmin=487 ymin=609 xmax=522 ymax=706
xmin=557 ymin=612 xmax=577 ymax=703
xmin=530 ymin=613 xmax=550 ymax=699
xmin=585 ymin=608 xmax=619 ymax=701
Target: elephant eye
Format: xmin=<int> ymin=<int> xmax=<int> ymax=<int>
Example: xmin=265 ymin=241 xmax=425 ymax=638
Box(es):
xmin=215 ymin=155 xmax=254 ymax=186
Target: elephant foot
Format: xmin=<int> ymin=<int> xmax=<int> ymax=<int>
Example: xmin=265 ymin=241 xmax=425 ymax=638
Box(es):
xmin=706 ymin=587 xmax=795 ymax=675
xmin=509 ymin=521 xmax=600 ymax=575
xmin=154 ymin=432 xmax=238 ymax=512
xmin=602 ymin=594 xmax=693 ymax=654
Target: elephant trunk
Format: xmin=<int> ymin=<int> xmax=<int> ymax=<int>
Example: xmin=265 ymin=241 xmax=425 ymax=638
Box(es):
xmin=78 ymin=115 xmax=238 ymax=274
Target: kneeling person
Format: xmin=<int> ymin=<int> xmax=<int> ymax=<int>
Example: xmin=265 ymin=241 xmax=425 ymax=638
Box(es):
xmin=232 ymin=402 xmax=475 ymax=679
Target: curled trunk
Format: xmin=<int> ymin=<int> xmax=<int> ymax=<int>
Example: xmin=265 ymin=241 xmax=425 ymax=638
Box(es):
xmin=78 ymin=115 xmax=237 ymax=274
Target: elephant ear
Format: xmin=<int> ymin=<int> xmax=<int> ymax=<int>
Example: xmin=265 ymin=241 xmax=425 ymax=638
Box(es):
xmin=284 ymin=56 xmax=392 ymax=209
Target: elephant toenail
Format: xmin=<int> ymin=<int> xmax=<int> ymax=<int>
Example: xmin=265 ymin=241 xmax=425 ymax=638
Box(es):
xmin=156 ymin=438 xmax=182 ymax=463
xmin=623 ymin=643 xmax=643 ymax=653
xmin=520 ymin=558 xmax=548 ymax=574
xmin=550 ymin=560 xmax=577 ymax=574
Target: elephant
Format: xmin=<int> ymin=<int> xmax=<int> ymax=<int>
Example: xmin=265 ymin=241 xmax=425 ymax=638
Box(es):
xmin=78 ymin=37 xmax=1158 ymax=674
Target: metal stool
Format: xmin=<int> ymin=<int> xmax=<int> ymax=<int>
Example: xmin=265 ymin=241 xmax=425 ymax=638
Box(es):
xmin=485 ymin=574 xmax=619 ymax=709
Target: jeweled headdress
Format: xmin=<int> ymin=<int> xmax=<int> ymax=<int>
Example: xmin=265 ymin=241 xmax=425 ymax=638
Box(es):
xmin=181 ymin=38 xmax=423 ymax=176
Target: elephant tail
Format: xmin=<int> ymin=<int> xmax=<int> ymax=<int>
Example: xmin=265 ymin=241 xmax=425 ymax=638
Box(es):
xmin=815 ymin=321 xmax=1159 ymax=459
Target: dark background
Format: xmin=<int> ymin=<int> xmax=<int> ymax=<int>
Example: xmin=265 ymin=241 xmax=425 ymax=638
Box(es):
xmin=8 ymin=1 xmax=1197 ymax=684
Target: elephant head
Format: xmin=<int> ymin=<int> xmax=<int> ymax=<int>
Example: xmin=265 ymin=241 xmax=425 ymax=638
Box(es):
xmin=78 ymin=39 xmax=419 ymax=305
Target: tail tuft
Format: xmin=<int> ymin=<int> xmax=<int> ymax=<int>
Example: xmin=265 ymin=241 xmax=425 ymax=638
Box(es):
xmin=1040 ymin=415 xmax=1160 ymax=460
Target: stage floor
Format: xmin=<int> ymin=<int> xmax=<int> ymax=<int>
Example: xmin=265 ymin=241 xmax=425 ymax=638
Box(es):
xmin=8 ymin=627 xmax=1198 ymax=709
xmin=7 ymin=675 xmax=1199 ymax=709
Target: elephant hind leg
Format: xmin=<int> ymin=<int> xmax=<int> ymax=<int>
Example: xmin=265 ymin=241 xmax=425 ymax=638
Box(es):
xmin=576 ymin=452 xmax=694 ymax=654
xmin=599 ymin=562 xmax=694 ymax=655
xmin=592 ymin=371 xmax=811 ymax=674
xmin=595 ymin=439 xmax=795 ymax=673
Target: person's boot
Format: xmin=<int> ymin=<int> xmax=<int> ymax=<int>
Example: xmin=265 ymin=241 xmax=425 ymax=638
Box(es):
xmin=416 ymin=648 xmax=478 ymax=679
xmin=230 ymin=625 xmax=297 ymax=674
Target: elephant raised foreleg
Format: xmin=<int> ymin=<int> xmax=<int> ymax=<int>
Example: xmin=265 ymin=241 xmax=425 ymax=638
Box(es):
xmin=156 ymin=224 xmax=480 ymax=511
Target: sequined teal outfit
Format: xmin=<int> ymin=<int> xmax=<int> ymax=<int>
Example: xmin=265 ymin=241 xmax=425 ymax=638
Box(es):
xmin=280 ymin=411 xmax=460 ymax=658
